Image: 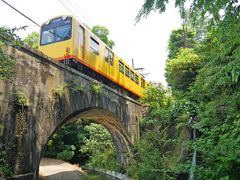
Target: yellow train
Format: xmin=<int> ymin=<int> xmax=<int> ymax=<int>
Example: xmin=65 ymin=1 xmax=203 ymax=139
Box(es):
xmin=38 ymin=15 xmax=147 ymax=98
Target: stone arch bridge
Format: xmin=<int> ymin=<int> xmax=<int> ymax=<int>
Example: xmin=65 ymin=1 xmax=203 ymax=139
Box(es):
xmin=0 ymin=47 xmax=143 ymax=180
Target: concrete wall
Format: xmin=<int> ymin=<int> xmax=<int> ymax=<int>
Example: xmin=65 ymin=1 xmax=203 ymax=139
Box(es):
xmin=0 ymin=46 xmax=142 ymax=179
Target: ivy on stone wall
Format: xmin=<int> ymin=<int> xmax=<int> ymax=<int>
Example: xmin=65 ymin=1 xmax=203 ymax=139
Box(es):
xmin=0 ymin=26 xmax=26 ymax=178
xmin=0 ymin=26 xmax=25 ymax=80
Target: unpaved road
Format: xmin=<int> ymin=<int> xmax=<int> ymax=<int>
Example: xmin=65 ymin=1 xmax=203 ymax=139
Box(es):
xmin=39 ymin=158 xmax=84 ymax=180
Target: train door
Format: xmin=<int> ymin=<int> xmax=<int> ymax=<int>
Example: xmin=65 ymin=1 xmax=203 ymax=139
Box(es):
xmin=104 ymin=48 xmax=112 ymax=77
xmin=78 ymin=25 xmax=85 ymax=60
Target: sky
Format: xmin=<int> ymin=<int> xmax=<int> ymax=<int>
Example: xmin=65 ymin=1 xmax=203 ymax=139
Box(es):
xmin=0 ymin=0 xmax=182 ymax=86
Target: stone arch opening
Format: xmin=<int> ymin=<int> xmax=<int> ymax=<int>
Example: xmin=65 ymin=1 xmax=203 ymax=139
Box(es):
xmin=37 ymin=107 xmax=132 ymax=178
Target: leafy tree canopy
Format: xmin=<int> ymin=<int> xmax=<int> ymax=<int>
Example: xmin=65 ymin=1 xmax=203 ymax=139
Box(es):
xmin=92 ymin=25 xmax=115 ymax=49
xmin=23 ymin=31 xmax=39 ymax=49
xmin=0 ymin=26 xmax=26 ymax=80
xmin=165 ymin=48 xmax=201 ymax=93
xmin=168 ymin=28 xmax=196 ymax=59
xmin=136 ymin=0 xmax=239 ymax=24
xmin=80 ymin=123 xmax=121 ymax=171
xmin=131 ymin=1 xmax=240 ymax=179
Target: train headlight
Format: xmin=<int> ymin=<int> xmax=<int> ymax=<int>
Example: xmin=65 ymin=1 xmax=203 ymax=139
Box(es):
xmin=62 ymin=16 xmax=67 ymax=20
xmin=65 ymin=47 xmax=70 ymax=55
xmin=45 ymin=20 xmax=50 ymax=25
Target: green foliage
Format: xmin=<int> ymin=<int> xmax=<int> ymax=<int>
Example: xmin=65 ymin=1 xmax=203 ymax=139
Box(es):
xmin=0 ymin=47 xmax=16 ymax=80
xmin=0 ymin=144 xmax=12 ymax=178
xmin=0 ymin=26 xmax=24 ymax=80
xmin=128 ymin=83 xmax=187 ymax=179
xmin=140 ymin=82 xmax=174 ymax=128
xmin=87 ymin=149 xmax=121 ymax=172
xmin=90 ymin=81 xmax=103 ymax=95
xmin=57 ymin=145 xmax=75 ymax=161
xmin=135 ymin=0 xmax=170 ymax=23
xmin=14 ymin=92 xmax=29 ymax=107
xmin=44 ymin=121 xmax=91 ymax=164
xmin=168 ymin=29 xmax=196 ymax=59
xmin=81 ymin=123 xmax=121 ymax=172
xmin=81 ymin=123 xmax=113 ymax=155
xmin=133 ymin=1 xmax=240 ymax=179
xmin=91 ymin=25 xmax=115 ymax=49
xmin=23 ymin=31 xmax=39 ymax=49
xmin=52 ymin=84 xmax=68 ymax=97
xmin=170 ymin=98 xmax=197 ymax=122
xmin=136 ymin=0 xmax=239 ymax=25
xmin=141 ymin=82 xmax=172 ymax=109
xmin=0 ymin=123 xmax=3 ymax=136
xmin=185 ymin=10 xmax=240 ymax=179
xmin=0 ymin=26 xmax=25 ymax=47
xmin=44 ymin=121 xmax=120 ymax=171
xmin=165 ymin=48 xmax=202 ymax=92
xmin=69 ymin=79 xmax=84 ymax=93
xmin=128 ymin=126 xmax=175 ymax=180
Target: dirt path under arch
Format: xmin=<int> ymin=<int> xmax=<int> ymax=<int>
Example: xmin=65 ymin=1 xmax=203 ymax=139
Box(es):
xmin=39 ymin=158 xmax=85 ymax=180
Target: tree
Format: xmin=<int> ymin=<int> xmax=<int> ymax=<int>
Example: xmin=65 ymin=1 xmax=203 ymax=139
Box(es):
xmin=168 ymin=28 xmax=196 ymax=59
xmin=91 ymin=25 xmax=115 ymax=49
xmin=127 ymin=83 xmax=193 ymax=179
xmin=80 ymin=123 xmax=121 ymax=172
xmin=136 ymin=0 xmax=239 ymax=25
xmin=165 ymin=48 xmax=201 ymax=92
xmin=23 ymin=31 xmax=39 ymax=49
xmin=165 ymin=27 xmax=201 ymax=93
xmin=135 ymin=1 xmax=240 ymax=179
xmin=188 ymin=13 xmax=240 ymax=179
xmin=44 ymin=121 xmax=91 ymax=164
xmin=0 ymin=27 xmax=23 ymax=81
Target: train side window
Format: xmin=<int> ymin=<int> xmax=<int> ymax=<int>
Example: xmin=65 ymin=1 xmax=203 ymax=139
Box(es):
xmin=135 ymin=74 xmax=139 ymax=84
xmin=141 ymin=78 xmax=145 ymax=88
xmin=130 ymin=71 xmax=134 ymax=81
xmin=90 ymin=37 xmax=99 ymax=55
xmin=109 ymin=51 xmax=114 ymax=66
xmin=119 ymin=61 xmax=124 ymax=73
xmin=125 ymin=67 xmax=130 ymax=77
xmin=79 ymin=25 xmax=84 ymax=46
xmin=105 ymin=48 xmax=109 ymax=63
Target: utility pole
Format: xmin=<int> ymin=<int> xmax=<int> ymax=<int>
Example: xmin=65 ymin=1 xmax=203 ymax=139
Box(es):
xmin=132 ymin=59 xmax=134 ymax=69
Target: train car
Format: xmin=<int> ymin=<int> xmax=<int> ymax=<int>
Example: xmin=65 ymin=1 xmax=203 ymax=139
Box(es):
xmin=38 ymin=15 xmax=147 ymax=98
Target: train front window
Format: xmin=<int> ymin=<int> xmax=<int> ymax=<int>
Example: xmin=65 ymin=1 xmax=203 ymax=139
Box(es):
xmin=40 ymin=17 xmax=72 ymax=45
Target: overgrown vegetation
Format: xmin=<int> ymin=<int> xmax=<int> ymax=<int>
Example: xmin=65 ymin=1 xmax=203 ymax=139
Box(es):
xmin=81 ymin=123 xmax=121 ymax=172
xmin=44 ymin=121 xmax=89 ymax=163
xmin=127 ymin=83 xmax=189 ymax=179
xmin=1 ymin=1 xmax=239 ymax=178
xmin=69 ymin=79 xmax=84 ymax=93
xmin=14 ymin=92 xmax=29 ymax=107
xmin=127 ymin=0 xmax=240 ymax=179
xmin=0 ymin=26 xmax=24 ymax=80
xmin=91 ymin=25 xmax=115 ymax=49
xmin=52 ymin=84 xmax=68 ymax=97
xmin=0 ymin=26 xmax=27 ymax=178
xmin=90 ymin=80 xmax=103 ymax=94
xmin=23 ymin=31 xmax=39 ymax=49
xmin=44 ymin=121 xmax=120 ymax=171
xmin=0 ymin=144 xmax=12 ymax=178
